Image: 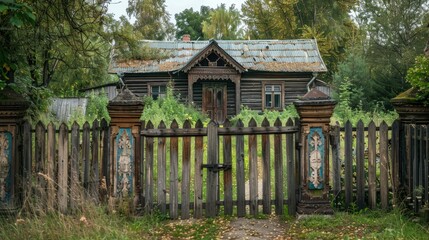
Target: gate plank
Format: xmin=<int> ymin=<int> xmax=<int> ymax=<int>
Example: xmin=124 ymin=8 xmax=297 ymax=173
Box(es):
xmin=58 ymin=123 xmax=69 ymax=213
xmin=286 ymin=118 xmax=296 ymax=216
xmin=412 ymin=125 xmax=418 ymax=212
xmin=157 ymin=121 xmax=167 ymax=214
xmin=380 ymin=121 xmax=389 ymax=210
xmin=344 ymin=121 xmax=353 ymax=209
xmin=248 ymin=118 xmax=258 ymax=216
xmin=181 ymin=120 xmax=191 ymax=219
xmin=368 ymin=121 xmax=377 ymax=209
xmin=194 ymin=120 xmax=204 ymax=218
xmin=425 ymin=125 xmax=429 ymax=203
xmin=223 ymin=119 xmax=233 ymax=215
xmin=261 ymin=118 xmax=271 ymax=214
xmin=206 ymin=121 xmax=219 ymax=217
xmin=405 ymin=124 xmax=412 ymax=201
xmin=70 ymin=122 xmax=81 ymax=211
xmin=170 ymin=120 xmax=179 ymax=219
xmin=35 ymin=122 xmax=46 ymax=210
xmin=356 ymin=120 xmax=365 ymax=210
xmin=274 ymin=118 xmax=283 ymax=215
xmin=236 ymin=119 xmax=246 ymax=217
xmin=145 ymin=121 xmax=154 ymax=213
xmin=47 ymin=123 xmax=56 ymax=211
xmin=331 ymin=122 xmax=341 ymax=206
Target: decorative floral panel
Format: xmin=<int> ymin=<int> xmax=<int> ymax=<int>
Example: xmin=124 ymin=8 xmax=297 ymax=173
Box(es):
xmin=116 ymin=128 xmax=133 ymax=197
xmin=0 ymin=131 xmax=12 ymax=205
xmin=307 ymin=127 xmax=324 ymax=190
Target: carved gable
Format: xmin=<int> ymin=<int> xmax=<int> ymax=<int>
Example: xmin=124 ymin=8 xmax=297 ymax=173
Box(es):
xmin=181 ymin=40 xmax=245 ymax=73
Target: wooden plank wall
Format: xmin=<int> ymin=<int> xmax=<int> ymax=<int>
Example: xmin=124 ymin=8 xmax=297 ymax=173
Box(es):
xmin=141 ymin=117 xmax=299 ymax=218
xmin=21 ymin=119 xmax=109 ymax=213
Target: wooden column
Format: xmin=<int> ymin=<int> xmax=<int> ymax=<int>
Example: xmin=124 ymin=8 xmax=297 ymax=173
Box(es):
xmin=107 ymin=88 xmax=144 ymax=213
xmin=0 ymin=86 xmax=29 ymax=213
xmin=294 ymin=89 xmax=336 ymax=215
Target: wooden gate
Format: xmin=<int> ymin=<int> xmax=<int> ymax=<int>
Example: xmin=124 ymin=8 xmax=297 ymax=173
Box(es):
xmin=141 ymin=118 xmax=299 ymax=218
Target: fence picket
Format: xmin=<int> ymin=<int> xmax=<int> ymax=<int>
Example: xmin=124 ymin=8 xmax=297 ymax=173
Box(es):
xmin=145 ymin=121 xmax=154 ymax=213
xmin=356 ymin=120 xmax=365 ymax=210
xmin=35 ymin=122 xmax=46 ymax=210
xmin=406 ymin=124 xmax=412 ymax=200
xmin=169 ymin=120 xmax=179 ymax=219
xmin=22 ymin=121 xmax=32 ymax=208
xmin=46 ymin=123 xmax=56 ymax=211
xmin=274 ymin=118 xmax=283 ymax=215
xmin=206 ymin=121 xmax=219 ymax=217
xmin=194 ymin=120 xmax=204 ymax=218
xmin=70 ymin=122 xmax=81 ymax=211
xmin=380 ymin=121 xmax=389 ymax=210
xmin=286 ymin=118 xmax=296 ymax=215
xmin=82 ymin=122 xmax=90 ymax=195
xmin=425 ymin=125 xmax=429 ymax=203
xmin=181 ymin=120 xmax=191 ymax=219
xmin=261 ymin=118 xmax=271 ymax=214
xmin=412 ymin=125 xmax=418 ymax=212
xmin=157 ymin=121 xmax=167 ymax=214
xmin=331 ymin=122 xmax=341 ymax=206
xmin=236 ymin=119 xmax=246 ymax=217
xmin=91 ymin=120 xmax=100 ymax=202
xmin=248 ymin=118 xmax=258 ymax=216
xmin=58 ymin=123 xmax=69 ymax=213
xmin=101 ymin=119 xmax=110 ymax=192
xmin=391 ymin=120 xmax=400 ymax=205
xmin=368 ymin=121 xmax=377 ymax=209
xmin=344 ymin=121 xmax=353 ymax=209
xmin=223 ymin=119 xmax=233 ymax=215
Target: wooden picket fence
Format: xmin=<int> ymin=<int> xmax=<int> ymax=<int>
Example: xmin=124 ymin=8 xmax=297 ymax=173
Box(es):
xmin=404 ymin=123 xmax=429 ymax=212
xmin=330 ymin=120 xmax=402 ymax=210
xmin=20 ymin=119 xmax=110 ymax=213
xmin=141 ymin=118 xmax=299 ymax=219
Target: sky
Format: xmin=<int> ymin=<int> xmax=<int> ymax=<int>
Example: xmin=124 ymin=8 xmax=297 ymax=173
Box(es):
xmin=107 ymin=0 xmax=246 ymax=23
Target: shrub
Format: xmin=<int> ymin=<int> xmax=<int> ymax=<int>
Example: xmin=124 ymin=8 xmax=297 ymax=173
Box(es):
xmin=406 ymin=55 xmax=429 ymax=106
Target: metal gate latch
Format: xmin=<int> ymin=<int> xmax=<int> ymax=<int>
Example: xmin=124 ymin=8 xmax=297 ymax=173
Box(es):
xmin=201 ymin=164 xmax=232 ymax=172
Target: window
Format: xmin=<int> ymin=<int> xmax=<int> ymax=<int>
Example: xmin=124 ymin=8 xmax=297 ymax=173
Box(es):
xmin=150 ymin=85 xmax=166 ymax=100
xmin=264 ymin=84 xmax=282 ymax=109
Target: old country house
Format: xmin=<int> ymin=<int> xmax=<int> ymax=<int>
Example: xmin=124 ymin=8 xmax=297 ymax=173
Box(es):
xmin=109 ymin=37 xmax=328 ymax=122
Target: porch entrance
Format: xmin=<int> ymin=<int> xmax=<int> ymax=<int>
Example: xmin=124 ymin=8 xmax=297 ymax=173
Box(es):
xmin=202 ymin=84 xmax=227 ymax=122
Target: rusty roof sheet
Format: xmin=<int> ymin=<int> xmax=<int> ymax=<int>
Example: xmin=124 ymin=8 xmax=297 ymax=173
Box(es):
xmin=109 ymin=39 xmax=327 ymax=73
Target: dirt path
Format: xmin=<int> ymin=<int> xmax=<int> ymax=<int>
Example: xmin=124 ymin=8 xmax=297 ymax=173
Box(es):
xmin=219 ymin=216 xmax=287 ymax=240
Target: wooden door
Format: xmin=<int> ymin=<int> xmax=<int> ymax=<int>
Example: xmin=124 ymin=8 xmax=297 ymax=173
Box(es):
xmin=202 ymin=84 xmax=227 ymax=122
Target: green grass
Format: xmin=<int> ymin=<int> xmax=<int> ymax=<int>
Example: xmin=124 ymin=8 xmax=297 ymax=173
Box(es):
xmin=288 ymin=210 xmax=429 ymax=239
xmin=1 ymin=207 xmax=428 ymax=239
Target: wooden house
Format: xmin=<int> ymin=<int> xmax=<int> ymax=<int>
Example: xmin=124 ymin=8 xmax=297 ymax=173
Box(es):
xmin=109 ymin=38 xmax=328 ymax=122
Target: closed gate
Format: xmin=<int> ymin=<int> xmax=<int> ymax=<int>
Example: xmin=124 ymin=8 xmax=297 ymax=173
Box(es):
xmin=141 ymin=118 xmax=299 ymax=218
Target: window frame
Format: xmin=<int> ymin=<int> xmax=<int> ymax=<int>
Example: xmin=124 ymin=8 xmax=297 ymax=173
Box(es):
xmin=148 ymin=83 xmax=167 ymax=100
xmin=262 ymin=82 xmax=284 ymax=110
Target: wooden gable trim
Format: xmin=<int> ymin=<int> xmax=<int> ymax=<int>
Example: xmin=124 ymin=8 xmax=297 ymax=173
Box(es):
xmin=181 ymin=40 xmax=246 ymax=73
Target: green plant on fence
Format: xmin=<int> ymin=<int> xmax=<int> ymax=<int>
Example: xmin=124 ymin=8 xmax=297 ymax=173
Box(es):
xmin=85 ymin=89 xmax=110 ymax=123
xmin=141 ymin=84 xmax=207 ymax=126
xmin=230 ymin=104 xmax=299 ymax=125
xmin=406 ymin=55 xmax=429 ymax=106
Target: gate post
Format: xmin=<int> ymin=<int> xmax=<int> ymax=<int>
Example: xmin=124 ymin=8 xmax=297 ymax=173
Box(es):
xmin=0 ymin=86 xmax=29 ymax=214
xmin=294 ymin=89 xmax=336 ymax=215
xmin=107 ymin=88 xmax=144 ymax=213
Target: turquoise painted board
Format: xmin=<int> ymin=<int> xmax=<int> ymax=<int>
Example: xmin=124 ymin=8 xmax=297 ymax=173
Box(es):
xmin=116 ymin=128 xmax=134 ymax=197
xmin=0 ymin=131 xmax=12 ymax=205
xmin=308 ymin=127 xmax=324 ymax=190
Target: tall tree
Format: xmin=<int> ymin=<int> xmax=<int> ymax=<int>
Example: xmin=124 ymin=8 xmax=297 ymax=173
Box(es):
xmin=357 ymin=0 xmax=429 ymax=106
xmin=202 ymin=4 xmax=243 ymax=40
xmin=242 ymin=0 xmax=358 ymax=76
xmin=175 ymin=6 xmax=211 ymax=40
xmin=127 ymin=0 xmax=174 ymax=40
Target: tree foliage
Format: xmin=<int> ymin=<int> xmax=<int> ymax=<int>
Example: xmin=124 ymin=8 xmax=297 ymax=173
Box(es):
xmin=357 ymin=0 xmax=429 ymax=107
xmin=127 ymin=0 xmax=174 ymax=40
xmin=202 ymin=4 xmax=243 ymax=40
xmin=406 ymin=55 xmax=429 ymax=105
xmin=175 ymin=6 xmax=211 ymax=40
